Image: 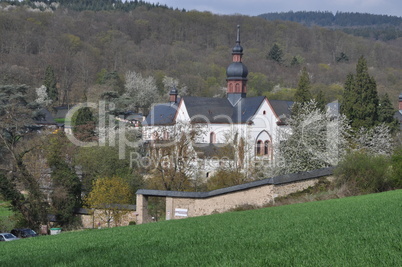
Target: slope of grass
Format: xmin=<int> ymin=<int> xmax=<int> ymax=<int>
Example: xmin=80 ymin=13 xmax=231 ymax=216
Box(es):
xmin=1 ymin=190 xmax=401 ymax=266
xmin=0 ymin=201 xmax=12 ymax=217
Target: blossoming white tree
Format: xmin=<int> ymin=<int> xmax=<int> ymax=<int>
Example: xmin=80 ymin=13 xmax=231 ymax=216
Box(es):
xmin=353 ymin=123 xmax=393 ymax=155
xmin=274 ymin=100 xmax=351 ymax=175
xmin=35 ymin=85 xmax=52 ymax=106
xmin=123 ymin=71 xmax=159 ymax=111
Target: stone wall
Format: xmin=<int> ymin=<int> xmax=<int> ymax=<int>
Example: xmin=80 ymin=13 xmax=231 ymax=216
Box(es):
xmin=136 ymin=167 xmax=335 ymax=224
xmin=166 ymin=184 xmax=274 ymax=220
xmin=80 ymin=209 xmax=137 ymax=228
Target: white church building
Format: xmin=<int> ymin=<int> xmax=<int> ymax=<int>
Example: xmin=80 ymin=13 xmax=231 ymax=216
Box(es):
xmin=142 ymin=26 xmax=293 ymax=176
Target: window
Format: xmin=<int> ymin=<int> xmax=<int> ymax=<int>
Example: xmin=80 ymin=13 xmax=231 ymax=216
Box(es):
xmin=263 ymin=110 xmax=266 ymax=115
xmin=256 ymin=140 xmax=263 ymax=156
xmin=210 ymin=132 xmax=216 ymax=144
xmin=264 ymin=140 xmax=269 ymax=155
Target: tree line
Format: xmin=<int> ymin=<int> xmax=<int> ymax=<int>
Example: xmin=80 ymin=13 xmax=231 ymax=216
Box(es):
xmin=259 ymin=11 xmax=402 ymax=41
xmin=259 ymin=11 xmax=402 ymax=27
xmin=0 ymin=0 xmax=172 ymax=12
xmin=1 ymin=3 xmax=402 ymax=109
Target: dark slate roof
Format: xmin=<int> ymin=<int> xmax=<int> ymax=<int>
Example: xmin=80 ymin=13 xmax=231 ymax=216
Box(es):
xmin=183 ymin=96 xmax=265 ymax=124
xmin=226 ymin=62 xmax=248 ymax=80
xmin=268 ymin=100 xmax=293 ymax=122
xmin=233 ymin=96 xmax=265 ymax=123
xmin=34 ymin=108 xmax=57 ymax=125
xmin=53 ymin=106 xmax=69 ymax=119
xmin=143 ymin=99 xmax=180 ymax=126
xmin=145 ymin=95 xmax=292 ymax=126
xmin=136 ymin=167 xmax=334 ymax=198
xmin=182 ymin=96 xmax=234 ymax=123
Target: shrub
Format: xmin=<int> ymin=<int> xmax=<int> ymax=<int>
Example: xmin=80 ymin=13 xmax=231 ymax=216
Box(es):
xmin=334 ymin=151 xmax=393 ymax=195
xmin=390 ymin=147 xmax=402 ymax=189
xmin=206 ymin=169 xmax=249 ymax=191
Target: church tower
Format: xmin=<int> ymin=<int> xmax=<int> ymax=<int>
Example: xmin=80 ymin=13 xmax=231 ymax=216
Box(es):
xmin=226 ymin=25 xmax=248 ymax=106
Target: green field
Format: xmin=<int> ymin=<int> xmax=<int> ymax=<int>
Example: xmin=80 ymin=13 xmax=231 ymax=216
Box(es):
xmin=1 ymin=190 xmax=401 ymax=266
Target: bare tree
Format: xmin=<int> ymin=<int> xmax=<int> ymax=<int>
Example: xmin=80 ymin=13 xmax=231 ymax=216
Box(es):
xmin=145 ymin=122 xmax=204 ymax=191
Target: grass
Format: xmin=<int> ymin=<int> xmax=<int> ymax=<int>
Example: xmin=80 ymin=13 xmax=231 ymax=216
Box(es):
xmin=1 ymin=190 xmax=401 ymax=266
xmin=0 ymin=201 xmax=12 ymax=218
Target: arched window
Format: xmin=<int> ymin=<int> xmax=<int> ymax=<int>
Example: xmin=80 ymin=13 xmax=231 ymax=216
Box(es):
xmin=264 ymin=140 xmax=269 ymax=155
xmin=235 ymin=83 xmax=240 ymax=92
xmin=256 ymin=140 xmax=263 ymax=156
xmin=210 ymin=132 xmax=216 ymax=144
xmin=263 ymin=110 xmax=266 ymax=115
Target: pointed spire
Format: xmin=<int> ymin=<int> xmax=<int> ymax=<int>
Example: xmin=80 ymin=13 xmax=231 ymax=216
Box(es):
xmin=232 ymin=25 xmax=243 ymax=55
xmin=226 ymin=25 xmax=248 ymax=105
xmin=236 ymin=25 xmax=240 ymax=44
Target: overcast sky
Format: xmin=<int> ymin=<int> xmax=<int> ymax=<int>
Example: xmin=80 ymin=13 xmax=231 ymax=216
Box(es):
xmin=152 ymin=0 xmax=402 ymax=17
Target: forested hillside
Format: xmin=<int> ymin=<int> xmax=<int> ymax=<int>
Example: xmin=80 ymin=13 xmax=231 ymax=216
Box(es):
xmin=1 ymin=2 xmax=402 ymax=108
xmin=259 ymin=11 xmax=402 ymax=41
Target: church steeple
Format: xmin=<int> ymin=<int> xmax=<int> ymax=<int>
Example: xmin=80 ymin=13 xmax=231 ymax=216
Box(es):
xmin=226 ymin=25 xmax=248 ymax=106
xmin=232 ymin=25 xmax=243 ymax=62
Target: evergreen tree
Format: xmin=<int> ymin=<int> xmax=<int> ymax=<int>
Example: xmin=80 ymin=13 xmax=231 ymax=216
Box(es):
xmin=73 ymin=107 xmax=97 ymax=142
xmin=340 ymin=73 xmax=355 ymax=119
xmin=341 ymin=56 xmax=379 ymax=129
xmin=44 ymin=65 xmax=58 ymax=104
xmin=336 ymin=52 xmax=349 ymax=63
xmin=267 ymin=43 xmax=284 ymax=64
xmin=315 ymin=89 xmax=326 ymax=112
xmin=378 ymin=93 xmax=398 ymax=131
xmin=292 ymin=67 xmax=313 ymax=115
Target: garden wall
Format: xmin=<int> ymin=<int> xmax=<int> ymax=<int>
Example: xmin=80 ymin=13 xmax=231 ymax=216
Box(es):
xmin=136 ymin=167 xmax=334 ymax=224
xmin=77 ymin=205 xmax=137 ymax=228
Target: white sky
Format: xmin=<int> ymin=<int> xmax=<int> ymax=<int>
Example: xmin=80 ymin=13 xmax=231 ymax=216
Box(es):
xmin=151 ymin=0 xmax=402 ymax=17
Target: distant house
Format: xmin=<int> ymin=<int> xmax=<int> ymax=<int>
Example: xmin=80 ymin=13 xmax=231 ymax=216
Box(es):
xmin=33 ymin=108 xmax=61 ymax=131
xmin=115 ymin=111 xmax=144 ymax=127
xmin=53 ymin=106 xmax=70 ymax=122
xmin=142 ymin=26 xmax=293 ymax=176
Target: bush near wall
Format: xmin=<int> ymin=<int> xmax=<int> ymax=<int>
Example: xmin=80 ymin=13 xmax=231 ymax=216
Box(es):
xmin=334 ymin=150 xmax=402 ymax=195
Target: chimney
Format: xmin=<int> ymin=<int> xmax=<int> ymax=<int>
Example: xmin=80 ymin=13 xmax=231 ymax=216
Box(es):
xmin=169 ymin=86 xmax=178 ymax=103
